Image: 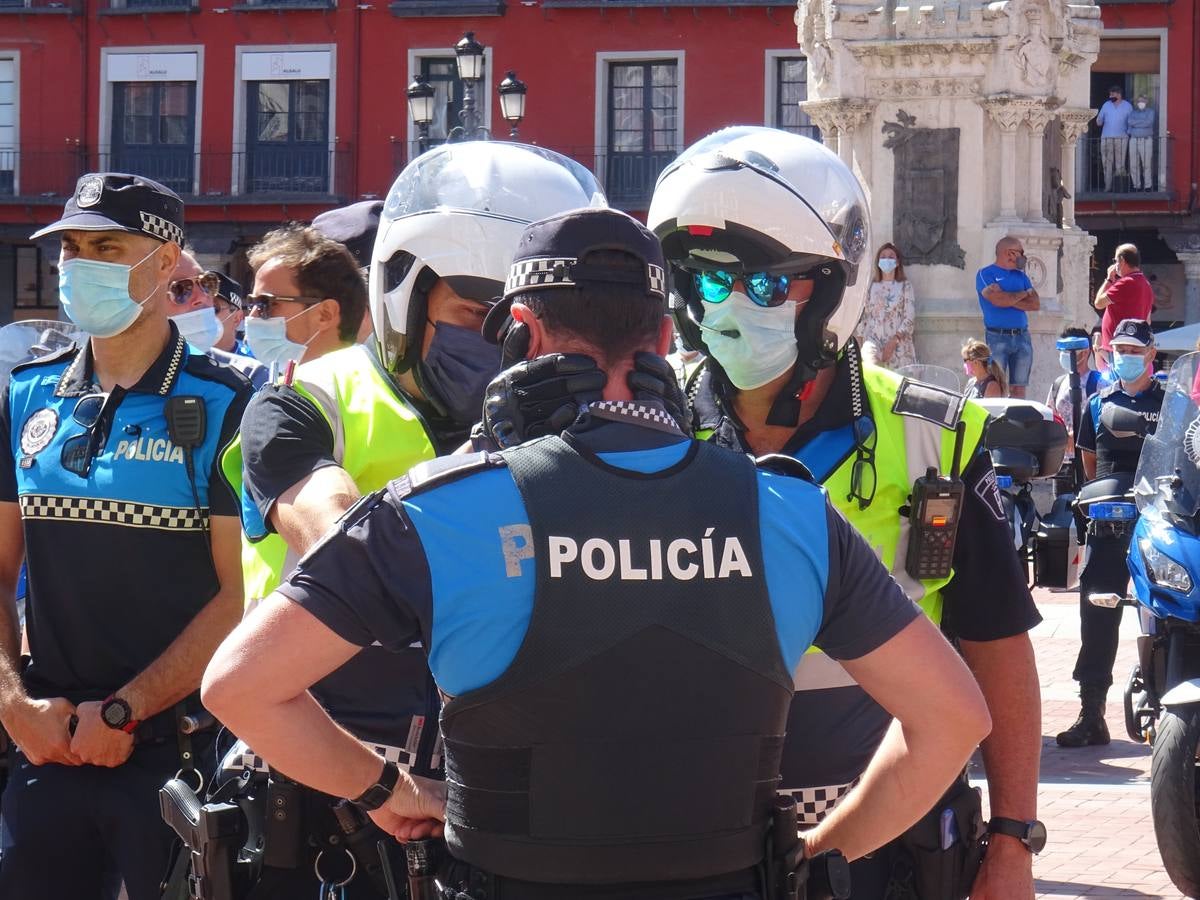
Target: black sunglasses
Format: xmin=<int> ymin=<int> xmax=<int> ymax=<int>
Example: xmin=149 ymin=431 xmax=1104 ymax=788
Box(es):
xmin=60 ymin=392 xmax=111 ymax=478
xmin=244 ymin=293 xmax=325 ymax=318
xmin=847 ymin=416 xmax=878 ymax=510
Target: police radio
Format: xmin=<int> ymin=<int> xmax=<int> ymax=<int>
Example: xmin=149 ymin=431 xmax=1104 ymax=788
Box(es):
xmin=905 ymin=422 xmax=966 ymax=581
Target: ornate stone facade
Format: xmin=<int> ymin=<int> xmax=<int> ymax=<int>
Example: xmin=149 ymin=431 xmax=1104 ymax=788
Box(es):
xmin=798 ymin=0 xmax=1101 ymax=399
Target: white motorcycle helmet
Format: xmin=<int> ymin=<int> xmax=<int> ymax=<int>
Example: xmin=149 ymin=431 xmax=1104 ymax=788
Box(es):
xmin=370 ymin=141 xmax=606 ymax=376
xmin=647 ymin=127 xmax=870 ymax=423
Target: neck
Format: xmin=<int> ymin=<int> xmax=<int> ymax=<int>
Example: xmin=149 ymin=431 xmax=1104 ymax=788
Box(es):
xmin=91 ymin=314 xmax=171 ymax=391
xmin=1123 ymin=371 xmax=1153 ymax=394
xmin=881 ymin=272 xmax=896 ymax=282
xmin=216 ymin=334 xmax=236 ymax=353
xmin=302 ymin=333 xmax=349 ymax=364
xmin=730 ymin=364 xmax=836 ymax=439
xmin=394 ymin=367 xmax=425 ymax=404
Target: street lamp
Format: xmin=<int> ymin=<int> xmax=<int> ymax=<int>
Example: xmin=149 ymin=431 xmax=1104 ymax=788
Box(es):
xmin=497 ymin=71 xmax=527 ymax=138
xmin=406 ymin=75 xmax=436 ymax=154
xmin=452 ymin=31 xmax=486 ymax=140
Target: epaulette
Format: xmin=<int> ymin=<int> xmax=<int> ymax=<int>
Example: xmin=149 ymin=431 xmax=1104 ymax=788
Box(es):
xmin=391 ymin=451 xmax=507 ymax=501
xmin=754 ymin=453 xmax=816 ymax=483
xmin=8 ymin=343 xmax=79 ymax=379
xmin=892 ymin=377 xmax=967 ymax=431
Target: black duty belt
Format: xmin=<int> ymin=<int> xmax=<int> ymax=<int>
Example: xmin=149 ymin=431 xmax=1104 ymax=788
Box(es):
xmin=984 ymin=327 xmax=1027 ymax=335
xmin=442 ymin=864 xmax=760 ymax=900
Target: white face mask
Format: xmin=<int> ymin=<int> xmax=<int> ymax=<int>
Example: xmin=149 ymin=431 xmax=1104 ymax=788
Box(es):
xmin=1137 ymin=102 xmax=1148 ymax=110
xmin=243 ymin=308 xmax=316 ymax=371
xmin=173 ymin=307 xmax=223 ymax=352
xmin=693 ymin=292 xmax=798 ymax=390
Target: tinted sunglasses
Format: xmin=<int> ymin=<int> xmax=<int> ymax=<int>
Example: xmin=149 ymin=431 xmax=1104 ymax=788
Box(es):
xmin=693 ymin=270 xmax=809 ymax=308
xmin=169 ymin=272 xmax=220 ymax=305
xmin=60 ymin=392 xmax=110 ymax=478
xmin=245 ymin=293 xmax=325 ymax=318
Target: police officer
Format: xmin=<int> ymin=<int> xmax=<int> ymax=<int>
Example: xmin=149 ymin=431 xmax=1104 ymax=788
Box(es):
xmin=646 ymin=128 xmax=1044 ymax=898
xmin=0 ymin=173 xmax=252 ymax=899
xmin=213 ymin=144 xmax=610 ymax=898
xmin=1058 ymin=317 xmax=1163 ymax=748
xmin=202 ymin=207 xmax=992 ymax=900
xmin=211 ymin=271 xmax=251 ymax=357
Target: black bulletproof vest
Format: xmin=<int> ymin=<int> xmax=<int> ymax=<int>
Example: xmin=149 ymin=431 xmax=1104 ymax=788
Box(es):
xmin=439 ymin=434 xmax=794 ymax=886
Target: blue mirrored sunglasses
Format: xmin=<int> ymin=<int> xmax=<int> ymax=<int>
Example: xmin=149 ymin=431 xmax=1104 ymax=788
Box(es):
xmin=693 ymin=270 xmax=801 ymax=308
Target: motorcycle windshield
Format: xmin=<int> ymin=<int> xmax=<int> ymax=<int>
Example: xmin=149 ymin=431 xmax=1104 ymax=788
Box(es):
xmin=0 ymin=320 xmax=84 ymax=393
xmin=1133 ymin=351 xmax=1200 ymax=516
xmin=896 ymin=364 xmax=962 ymax=393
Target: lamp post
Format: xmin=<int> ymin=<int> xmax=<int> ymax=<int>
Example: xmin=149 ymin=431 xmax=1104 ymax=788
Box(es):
xmin=452 ymin=31 xmax=486 ymax=140
xmin=406 ymin=75 xmax=436 ymax=155
xmin=497 ymin=71 xmax=527 ymax=139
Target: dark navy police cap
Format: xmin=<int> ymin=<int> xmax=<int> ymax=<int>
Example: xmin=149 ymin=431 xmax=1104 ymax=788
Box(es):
xmin=1111 ymin=318 xmax=1154 ymax=348
xmin=483 ymin=207 xmax=667 ymax=344
xmin=312 ymin=200 xmax=383 ymax=269
xmin=30 ymin=172 xmax=185 ymax=245
xmin=211 ymin=271 xmax=245 ymax=309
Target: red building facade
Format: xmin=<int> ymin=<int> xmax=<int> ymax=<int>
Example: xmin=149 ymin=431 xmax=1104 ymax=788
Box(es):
xmin=0 ymin=0 xmax=816 ymax=315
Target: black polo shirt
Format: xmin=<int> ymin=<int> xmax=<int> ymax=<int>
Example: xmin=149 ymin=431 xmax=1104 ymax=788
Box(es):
xmin=1 ymin=324 xmax=252 ymax=702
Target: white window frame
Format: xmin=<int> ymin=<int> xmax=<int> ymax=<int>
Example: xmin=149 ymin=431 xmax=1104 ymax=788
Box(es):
xmin=98 ymin=46 xmax=204 ymax=197
xmin=594 ymin=50 xmax=686 ymax=187
xmin=233 ymin=44 xmax=337 ymax=196
xmin=763 ymin=50 xmax=811 ymax=131
xmin=404 ymin=47 xmax=495 ymax=155
xmin=1081 ymin=28 xmax=1168 ymax=192
xmin=0 ymin=51 xmax=19 ymax=196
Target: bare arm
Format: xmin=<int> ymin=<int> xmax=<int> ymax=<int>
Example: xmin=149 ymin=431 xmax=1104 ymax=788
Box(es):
xmin=1081 ymin=449 xmax=1097 ymax=481
xmin=803 ymin=615 xmax=992 ymax=861
xmin=119 ymin=515 xmax=245 ymax=720
xmin=981 ymin=284 xmax=1032 ymax=309
xmin=270 ymin=465 xmax=361 ymax=556
xmin=0 ymin=503 xmax=24 ymax=711
xmin=1016 ymin=289 xmax=1040 ymax=312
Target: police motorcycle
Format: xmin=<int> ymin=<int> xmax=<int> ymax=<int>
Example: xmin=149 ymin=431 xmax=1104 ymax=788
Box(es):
xmin=1079 ymin=352 xmax=1200 ymax=898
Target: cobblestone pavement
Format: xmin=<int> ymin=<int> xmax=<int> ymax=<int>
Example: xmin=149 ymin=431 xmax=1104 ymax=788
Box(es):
xmin=992 ymin=586 xmax=1188 ymax=899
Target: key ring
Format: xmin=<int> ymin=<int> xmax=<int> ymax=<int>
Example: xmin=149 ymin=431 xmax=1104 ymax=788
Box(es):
xmin=174 ymin=767 xmax=204 ymax=796
xmin=314 ymin=847 xmax=357 ymax=888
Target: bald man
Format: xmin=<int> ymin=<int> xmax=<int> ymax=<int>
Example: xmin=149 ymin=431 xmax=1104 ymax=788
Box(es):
xmin=976 ymin=236 xmax=1040 ymax=398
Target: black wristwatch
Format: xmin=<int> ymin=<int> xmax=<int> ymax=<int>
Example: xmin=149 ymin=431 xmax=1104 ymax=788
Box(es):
xmin=352 ymin=759 xmax=401 ymax=812
xmin=99 ymin=696 xmax=139 ymax=734
xmin=987 ymin=817 xmax=1047 ymax=854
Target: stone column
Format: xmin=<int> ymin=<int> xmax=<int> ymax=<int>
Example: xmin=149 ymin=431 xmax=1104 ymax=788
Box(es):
xmin=800 ymin=98 xmax=875 ymax=166
xmin=1176 ymin=252 xmax=1200 ymax=325
xmin=981 ymin=97 xmax=1026 ymax=222
xmin=1058 ymin=109 xmax=1093 ymax=229
xmin=1025 ymin=103 xmax=1055 ymax=224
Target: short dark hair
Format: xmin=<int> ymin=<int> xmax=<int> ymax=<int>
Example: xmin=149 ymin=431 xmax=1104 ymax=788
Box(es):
xmin=248 ymin=223 xmax=366 ymax=341
xmin=1109 ymin=85 xmax=1123 ymax=95
xmin=1060 ymin=325 xmax=1090 ymax=340
xmin=1115 ymin=243 xmax=1141 ymax=269
xmin=515 ymin=250 xmax=664 ymax=363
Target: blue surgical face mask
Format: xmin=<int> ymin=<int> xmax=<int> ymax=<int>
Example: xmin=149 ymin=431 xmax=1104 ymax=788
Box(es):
xmin=1112 ymin=350 xmax=1149 ymax=384
xmin=1058 ymin=351 xmax=1076 ymax=373
xmin=173 ymin=306 xmax=223 ymax=352
xmin=695 ymin=292 xmax=798 ymax=390
xmin=244 ymin=308 xmax=316 ymax=371
xmin=418 ymin=321 xmax=502 ymax=427
xmin=59 ymin=246 xmax=162 ymax=338
xmin=877 ymin=258 xmax=898 ymax=274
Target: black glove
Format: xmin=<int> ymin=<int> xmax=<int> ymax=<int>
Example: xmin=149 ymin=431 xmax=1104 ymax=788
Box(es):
xmin=479 ymin=353 xmax=607 ymax=449
xmin=628 ymin=352 xmax=692 ymax=436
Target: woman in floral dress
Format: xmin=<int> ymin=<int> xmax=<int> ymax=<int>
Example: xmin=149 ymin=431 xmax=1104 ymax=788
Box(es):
xmin=855 ymin=243 xmax=917 ymax=370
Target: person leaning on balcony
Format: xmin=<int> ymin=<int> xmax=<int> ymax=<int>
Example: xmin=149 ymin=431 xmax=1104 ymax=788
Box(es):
xmin=1127 ymin=96 xmax=1157 ymax=192
xmin=1095 ymin=86 xmax=1133 ymax=192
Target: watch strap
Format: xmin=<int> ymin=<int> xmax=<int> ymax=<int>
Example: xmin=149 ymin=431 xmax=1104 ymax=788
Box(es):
xmin=987 ymin=817 xmax=1030 ymax=840
xmin=352 ymin=759 xmax=401 ymax=812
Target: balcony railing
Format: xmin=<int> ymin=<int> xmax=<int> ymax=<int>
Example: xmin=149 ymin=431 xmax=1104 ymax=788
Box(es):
xmin=0 ymin=147 xmax=87 ymax=199
xmin=1076 ymin=134 xmax=1172 ymax=200
xmin=0 ymin=0 xmax=79 ymax=12
xmin=104 ymin=0 xmax=198 ymax=11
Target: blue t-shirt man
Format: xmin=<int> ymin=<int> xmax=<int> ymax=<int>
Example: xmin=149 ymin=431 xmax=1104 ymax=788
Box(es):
xmin=975 ymin=237 xmax=1039 ymax=395
xmin=1096 ymin=95 xmax=1133 ymax=139
xmin=976 ymin=263 xmax=1033 ymax=330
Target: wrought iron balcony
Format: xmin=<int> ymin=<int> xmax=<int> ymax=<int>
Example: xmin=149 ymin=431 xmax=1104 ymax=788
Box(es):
xmin=103 ymin=0 xmax=198 ymax=13
xmin=0 ymin=147 xmax=87 ymax=200
xmin=1076 ymin=134 xmax=1173 ymax=201
xmin=0 ymin=0 xmax=80 ymax=13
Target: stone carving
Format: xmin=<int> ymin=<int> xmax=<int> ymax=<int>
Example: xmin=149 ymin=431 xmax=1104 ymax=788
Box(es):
xmin=869 ymin=77 xmax=983 ymax=99
xmin=1025 ymin=254 xmax=1047 ymax=289
xmin=882 ymin=110 xmax=967 ymax=269
xmin=1015 ymin=8 xmax=1055 ymax=91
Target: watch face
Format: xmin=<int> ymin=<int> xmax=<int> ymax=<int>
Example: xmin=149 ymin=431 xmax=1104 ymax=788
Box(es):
xmin=1026 ymin=820 xmax=1048 ymax=854
xmin=101 ymin=699 xmax=129 ymax=728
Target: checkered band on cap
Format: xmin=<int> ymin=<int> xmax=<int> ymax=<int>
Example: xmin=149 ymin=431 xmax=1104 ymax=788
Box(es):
xmin=505 ymin=256 xmax=667 ymax=299
xmin=140 ymin=211 xmax=184 ymax=245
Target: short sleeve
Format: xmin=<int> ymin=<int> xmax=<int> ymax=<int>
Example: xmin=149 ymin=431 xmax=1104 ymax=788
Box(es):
xmin=277 ymin=488 xmax=430 ymax=652
xmin=815 ymin=501 xmax=922 ymax=660
xmin=940 ymin=450 xmax=1042 ymax=642
xmin=208 ymin=382 xmax=253 ymax=517
xmin=1077 ymin=395 xmax=1099 ymax=455
xmin=240 ymin=386 xmax=338 ymax=526
xmin=0 ymin=385 xmax=15 ymax=503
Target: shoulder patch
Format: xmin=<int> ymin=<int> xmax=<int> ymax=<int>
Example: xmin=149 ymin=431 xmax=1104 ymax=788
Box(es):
xmin=892 ymin=377 xmax=967 ymax=430
xmin=390 ymin=451 xmax=506 ymax=502
xmin=754 ymin=452 xmax=816 ymax=483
